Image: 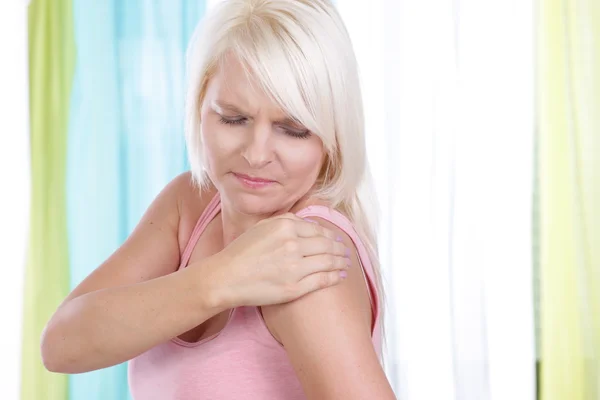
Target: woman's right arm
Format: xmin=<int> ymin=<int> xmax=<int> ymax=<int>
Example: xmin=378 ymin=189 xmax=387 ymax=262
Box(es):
xmin=41 ymin=172 xmax=226 ymax=374
xmin=41 ymin=173 xmax=350 ymax=374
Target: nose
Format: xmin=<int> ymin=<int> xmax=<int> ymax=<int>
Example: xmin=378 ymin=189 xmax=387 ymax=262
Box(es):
xmin=241 ymin=124 xmax=274 ymax=169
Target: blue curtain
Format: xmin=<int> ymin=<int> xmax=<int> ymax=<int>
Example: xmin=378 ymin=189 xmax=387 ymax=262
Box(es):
xmin=66 ymin=1 xmax=205 ymax=399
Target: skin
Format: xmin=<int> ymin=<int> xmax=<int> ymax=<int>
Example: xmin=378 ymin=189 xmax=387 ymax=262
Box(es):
xmin=40 ymin=49 xmax=395 ymax=398
xmin=199 ymin=54 xmax=326 ymax=244
xmin=199 ymin=54 xmax=396 ymax=399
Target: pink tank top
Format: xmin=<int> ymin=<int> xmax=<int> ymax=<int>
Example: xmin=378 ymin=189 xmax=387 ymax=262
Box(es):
xmin=128 ymin=193 xmax=382 ymax=399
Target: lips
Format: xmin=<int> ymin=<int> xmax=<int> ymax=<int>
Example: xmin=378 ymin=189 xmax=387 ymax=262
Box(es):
xmin=233 ymin=173 xmax=276 ymax=183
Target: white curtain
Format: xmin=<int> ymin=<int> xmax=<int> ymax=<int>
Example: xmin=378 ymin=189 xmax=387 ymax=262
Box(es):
xmin=0 ymin=1 xmax=30 ymax=399
xmin=337 ymin=0 xmax=537 ymax=398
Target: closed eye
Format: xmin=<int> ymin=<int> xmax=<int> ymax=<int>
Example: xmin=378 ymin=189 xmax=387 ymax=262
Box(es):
xmin=219 ymin=116 xmax=247 ymax=126
xmin=283 ymin=128 xmax=311 ymax=139
xmin=219 ymin=116 xmax=311 ymax=139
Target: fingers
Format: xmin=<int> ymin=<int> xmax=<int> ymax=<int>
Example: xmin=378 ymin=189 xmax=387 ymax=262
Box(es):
xmin=270 ymin=212 xmax=303 ymax=221
xmin=299 ymin=253 xmax=351 ymax=276
xmin=296 ymin=236 xmax=347 ymax=257
xmin=296 ymin=218 xmax=337 ymax=239
xmin=295 ymin=270 xmax=348 ymax=297
xmin=273 ymin=214 xmax=336 ymax=240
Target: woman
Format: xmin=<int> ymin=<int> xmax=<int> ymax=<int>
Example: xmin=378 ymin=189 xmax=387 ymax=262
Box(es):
xmin=42 ymin=0 xmax=396 ymax=398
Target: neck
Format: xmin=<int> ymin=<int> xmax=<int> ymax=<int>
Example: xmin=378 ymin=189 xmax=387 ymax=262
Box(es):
xmin=218 ymin=196 xmax=293 ymax=247
xmin=218 ymin=190 xmax=316 ymax=246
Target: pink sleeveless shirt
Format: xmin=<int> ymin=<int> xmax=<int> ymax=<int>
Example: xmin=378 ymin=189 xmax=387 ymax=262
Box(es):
xmin=128 ymin=193 xmax=382 ymax=399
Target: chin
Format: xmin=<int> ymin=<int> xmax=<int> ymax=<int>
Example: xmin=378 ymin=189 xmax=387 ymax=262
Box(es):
xmin=219 ymin=184 xmax=280 ymax=215
xmin=231 ymin=195 xmax=281 ymax=216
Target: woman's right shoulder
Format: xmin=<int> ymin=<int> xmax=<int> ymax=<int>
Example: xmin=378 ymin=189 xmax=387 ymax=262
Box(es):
xmin=59 ymin=172 xmax=217 ymax=304
xmin=165 ymin=171 xmax=217 ymax=211
xmin=168 ymin=171 xmax=218 ymax=252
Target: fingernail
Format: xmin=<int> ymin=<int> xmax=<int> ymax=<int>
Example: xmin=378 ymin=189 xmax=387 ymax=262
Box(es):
xmin=345 ymin=247 xmax=351 ymax=257
xmin=335 ymin=236 xmax=343 ymax=242
xmin=304 ymin=218 xmax=318 ymax=224
xmin=340 ymin=271 xmax=348 ymax=279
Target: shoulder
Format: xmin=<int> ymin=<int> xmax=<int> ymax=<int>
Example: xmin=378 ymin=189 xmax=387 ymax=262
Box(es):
xmin=172 ymin=171 xmax=217 ymax=213
xmin=259 ymin=208 xmax=390 ymax=397
xmin=261 ymin=211 xmax=373 ymax=342
xmin=163 ymin=171 xmax=218 ymax=252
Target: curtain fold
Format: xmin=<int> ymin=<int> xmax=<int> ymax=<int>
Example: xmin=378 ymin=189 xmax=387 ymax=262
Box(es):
xmin=21 ymin=0 xmax=76 ymax=400
xmin=538 ymin=0 xmax=600 ymax=399
xmin=377 ymin=0 xmax=536 ymax=398
xmin=66 ymin=2 xmax=128 ymax=397
xmin=66 ymin=1 xmax=205 ymax=399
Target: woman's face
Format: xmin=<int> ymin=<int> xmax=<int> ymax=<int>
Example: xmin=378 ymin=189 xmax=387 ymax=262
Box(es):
xmin=199 ymin=55 xmax=325 ymax=216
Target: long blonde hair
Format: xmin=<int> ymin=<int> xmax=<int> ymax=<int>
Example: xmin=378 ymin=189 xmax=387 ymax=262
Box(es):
xmin=185 ymin=0 xmax=385 ymax=358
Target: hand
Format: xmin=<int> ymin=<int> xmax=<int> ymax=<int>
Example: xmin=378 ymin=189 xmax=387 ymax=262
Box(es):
xmin=204 ymin=213 xmax=351 ymax=308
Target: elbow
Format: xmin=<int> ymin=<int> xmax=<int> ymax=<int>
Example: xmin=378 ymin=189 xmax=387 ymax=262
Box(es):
xmin=40 ymin=299 xmax=91 ymax=374
xmin=41 ymin=352 xmax=64 ymax=374
xmin=40 ymin=313 xmax=107 ymax=374
xmin=40 ymin=323 xmax=68 ymax=373
xmin=40 ymin=315 xmax=84 ymax=374
xmin=40 ymin=327 xmax=60 ymax=372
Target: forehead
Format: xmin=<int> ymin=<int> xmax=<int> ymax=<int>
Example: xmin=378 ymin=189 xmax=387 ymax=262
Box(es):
xmin=205 ymin=54 xmax=282 ymax=116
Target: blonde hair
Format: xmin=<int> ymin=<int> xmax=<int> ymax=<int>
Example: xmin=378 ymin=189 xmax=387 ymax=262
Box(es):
xmin=185 ymin=0 xmax=385 ymax=359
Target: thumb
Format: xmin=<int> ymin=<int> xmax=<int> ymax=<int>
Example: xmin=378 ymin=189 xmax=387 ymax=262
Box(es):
xmin=269 ymin=212 xmax=304 ymax=222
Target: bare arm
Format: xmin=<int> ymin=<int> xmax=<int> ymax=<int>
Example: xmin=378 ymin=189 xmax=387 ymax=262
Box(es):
xmin=41 ymin=172 xmax=225 ymax=373
xmin=261 ymin=218 xmax=396 ymax=399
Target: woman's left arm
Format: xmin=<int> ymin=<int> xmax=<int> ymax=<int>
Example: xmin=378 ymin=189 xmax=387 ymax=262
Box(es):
xmin=261 ymin=217 xmax=397 ymax=400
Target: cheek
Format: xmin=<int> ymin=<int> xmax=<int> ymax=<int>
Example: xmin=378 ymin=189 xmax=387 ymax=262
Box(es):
xmin=284 ymin=142 xmax=324 ymax=179
xmin=201 ymin=120 xmax=236 ymax=167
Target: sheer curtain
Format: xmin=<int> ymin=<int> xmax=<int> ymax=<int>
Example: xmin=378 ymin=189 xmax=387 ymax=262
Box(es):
xmin=21 ymin=0 xmax=75 ymax=399
xmin=66 ymin=1 xmax=204 ymax=399
xmin=0 ymin=2 xmax=30 ymax=399
xmin=538 ymin=0 xmax=600 ymax=398
xmin=337 ymin=0 xmax=536 ymax=398
xmin=12 ymin=0 xmax=540 ymax=398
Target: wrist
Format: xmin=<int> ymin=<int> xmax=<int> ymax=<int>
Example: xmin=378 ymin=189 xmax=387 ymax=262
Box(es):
xmin=189 ymin=254 xmax=236 ymax=311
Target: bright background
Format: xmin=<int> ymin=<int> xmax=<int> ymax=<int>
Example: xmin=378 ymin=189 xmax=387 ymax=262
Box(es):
xmin=1 ymin=0 xmax=598 ymax=399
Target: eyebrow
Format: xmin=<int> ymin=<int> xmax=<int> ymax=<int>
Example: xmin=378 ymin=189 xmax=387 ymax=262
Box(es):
xmin=213 ymin=100 xmax=246 ymax=115
xmin=212 ymin=100 xmax=306 ymax=129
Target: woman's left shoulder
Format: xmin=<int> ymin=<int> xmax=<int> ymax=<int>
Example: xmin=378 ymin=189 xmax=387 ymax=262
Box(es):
xmin=291 ymin=198 xmax=352 ymax=227
xmin=262 ymin=200 xmax=373 ymax=343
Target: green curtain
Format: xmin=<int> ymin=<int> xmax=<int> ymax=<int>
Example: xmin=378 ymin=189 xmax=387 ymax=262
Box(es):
xmin=21 ymin=0 xmax=75 ymax=399
xmin=538 ymin=0 xmax=600 ymax=399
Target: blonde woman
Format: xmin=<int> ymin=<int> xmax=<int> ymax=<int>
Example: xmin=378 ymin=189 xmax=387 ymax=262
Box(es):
xmin=42 ymin=0 xmax=396 ymax=398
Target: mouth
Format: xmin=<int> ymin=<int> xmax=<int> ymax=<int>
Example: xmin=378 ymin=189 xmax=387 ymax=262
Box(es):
xmin=232 ymin=172 xmax=277 ymax=189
